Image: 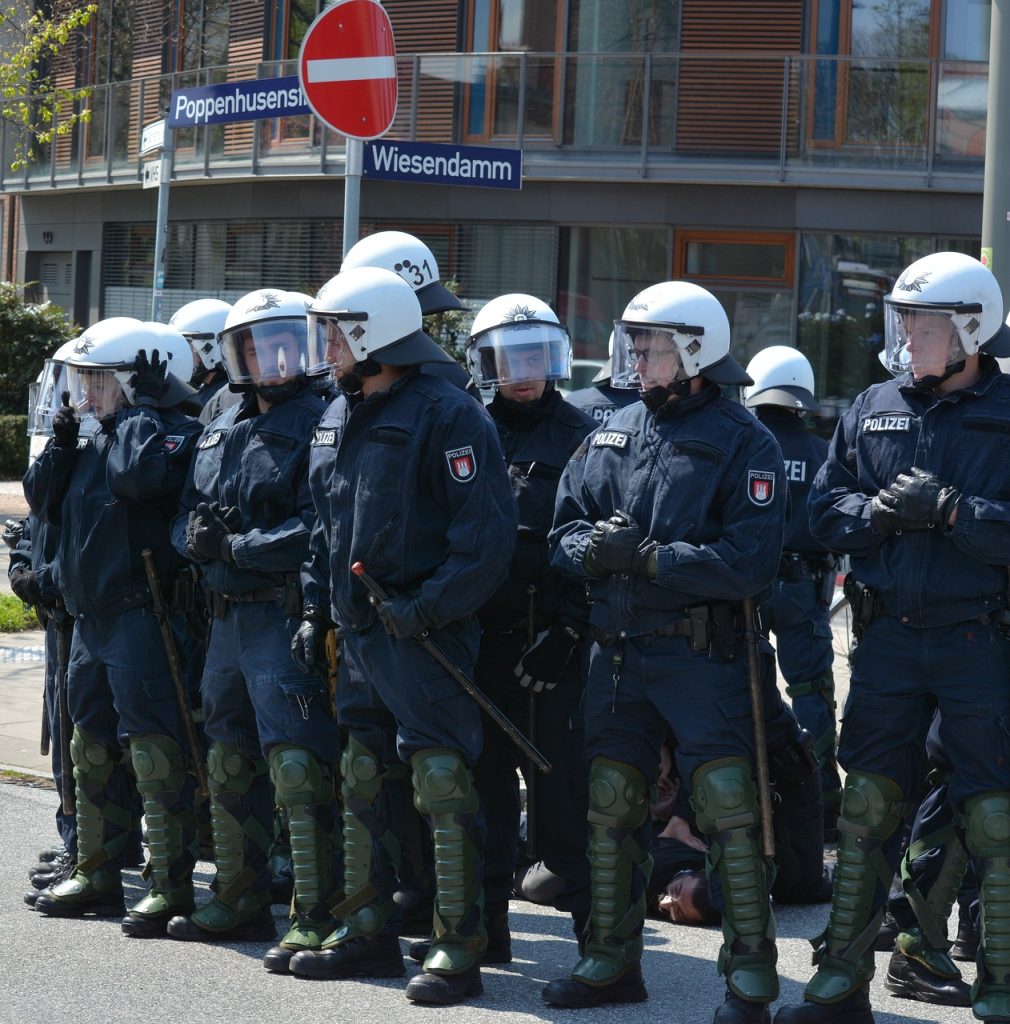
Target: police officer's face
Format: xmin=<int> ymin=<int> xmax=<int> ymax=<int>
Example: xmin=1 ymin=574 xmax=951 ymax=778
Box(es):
xmin=497 ymin=345 xmax=548 ymax=402
xmin=902 ymin=312 xmax=956 ymax=379
xmin=632 ymin=331 xmax=681 ymax=390
xmin=246 ymin=331 xmax=296 ymax=383
xmin=79 ymin=369 xmax=123 ymax=418
xmin=323 ymin=321 xmax=356 ymax=378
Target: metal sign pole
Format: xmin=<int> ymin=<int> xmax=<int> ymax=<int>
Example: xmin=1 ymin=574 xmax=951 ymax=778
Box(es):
xmin=342 ymin=136 xmax=363 ymax=259
xmin=151 ymin=125 xmax=174 ymax=321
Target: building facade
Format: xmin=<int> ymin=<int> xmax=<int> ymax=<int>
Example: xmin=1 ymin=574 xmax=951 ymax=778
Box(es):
xmin=0 ymin=0 xmax=994 ymax=421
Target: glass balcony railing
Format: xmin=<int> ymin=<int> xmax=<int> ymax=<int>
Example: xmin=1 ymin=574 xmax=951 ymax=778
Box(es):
xmin=2 ymin=52 xmax=987 ymax=191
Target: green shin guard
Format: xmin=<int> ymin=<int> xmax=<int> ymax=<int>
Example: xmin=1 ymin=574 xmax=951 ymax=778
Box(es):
xmin=785 ymin=672 xmax=838 ymax=769
xmin=268 ymin=745 xmax=339 ymax=951
xmin=806 ymin=771 xmax=908 ymax=1004
xmin=693 ymin=758 xmax=778 ymax=1004
xmin=126 ymin=734 xmax=197 ymax=923
xmin=41 ymin=727 xmax=130 ymax=912
xmin=965 ymin=791 xmax=1010 ymax=1020
xmin=193 ymin=742 xmax=273 ymax=931
xmin=571 ymin=757 xmax=652 ymax=988
xmin=896 ymin=814 xmax=970 ymax=980
xmin=411 ymin=748 xmax=486 ymax=975
xmin=323 ymin=736 xmax=404 ymax=947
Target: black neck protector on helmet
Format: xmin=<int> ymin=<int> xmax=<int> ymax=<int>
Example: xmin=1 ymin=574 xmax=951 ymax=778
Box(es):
xmin=908 ymin=359 xmax=966 ymax=393
xmin=640 ymin=377 xmax=692 ymax=411
xmin=254 ymin=374 xmax=309 ymax=405
xmin=336 ymin=357 xmax=382 ymax=397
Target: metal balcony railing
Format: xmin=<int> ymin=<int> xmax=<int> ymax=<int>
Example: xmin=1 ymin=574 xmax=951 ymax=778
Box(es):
xmin=0 ymin=51 xmax=987 ymax=193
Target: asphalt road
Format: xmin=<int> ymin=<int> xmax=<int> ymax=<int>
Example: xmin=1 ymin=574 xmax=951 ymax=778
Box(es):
xmin=2 ymin=781 xmax=976 ymax=1024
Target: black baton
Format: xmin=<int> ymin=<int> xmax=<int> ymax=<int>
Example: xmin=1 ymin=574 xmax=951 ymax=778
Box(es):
xmin=351 ymin=562 xmax=551 ymax=774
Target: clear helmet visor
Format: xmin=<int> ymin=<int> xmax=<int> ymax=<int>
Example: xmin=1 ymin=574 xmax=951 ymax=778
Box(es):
xmin=219 ymin=318 xmax=309 ymax=385
xmin=610 ymin=322 xmax=694 ymax=390
xmin=305 ymin=313 xmax=366 ymax=379
xmin=466 ymin=321 xmax=572 ymax=387
xmin=882 ymin=301 xmax=977 ymax=379
xmin=65 ymin=365 xmax=126 ymax=420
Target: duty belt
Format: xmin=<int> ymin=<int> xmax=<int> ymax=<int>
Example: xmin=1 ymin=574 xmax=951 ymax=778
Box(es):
xmin=778 ymin=551 xmax=831 ymax=581
xmin=207 ymin=578 xmax=301 ymax=619
xmin=592 ymin=602 xmax=747 ymax=659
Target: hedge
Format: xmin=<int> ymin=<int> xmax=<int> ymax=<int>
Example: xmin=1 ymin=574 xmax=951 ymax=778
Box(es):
xmin=0 ymin=415 xmax=29 ymax=478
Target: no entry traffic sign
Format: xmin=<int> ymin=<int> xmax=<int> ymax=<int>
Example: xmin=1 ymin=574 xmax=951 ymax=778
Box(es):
xmin=298 ymin=0 xmax=397 ymax=141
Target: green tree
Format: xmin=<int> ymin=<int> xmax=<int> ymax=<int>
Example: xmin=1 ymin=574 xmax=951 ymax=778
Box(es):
xmin=0 ymin=280 xmax=77 ymax=414
xmin=0 ymin=2 xmax=98 ymax=171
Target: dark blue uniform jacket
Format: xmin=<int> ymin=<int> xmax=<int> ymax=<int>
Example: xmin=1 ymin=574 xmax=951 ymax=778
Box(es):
xmin=550 ymin=383 xmax=787 ymax=636
xmin=171 ymin=388 xmax=326 ymax=594
xmin=809 ymin=357 xmax=1010 ymax=628
xmin=24 ymin=405 xmax=202 ymax=619
xmin=565 ymin=382 xmax=639 ymax=427
xmin=303 ymin=368 xmax=518 ymax=631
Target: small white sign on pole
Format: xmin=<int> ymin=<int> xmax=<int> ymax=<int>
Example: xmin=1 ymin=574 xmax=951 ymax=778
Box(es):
xmin=142 ymin=160 xmax=161 ymax=189
xmin=140 ymin=119 xmax=166 ymax=156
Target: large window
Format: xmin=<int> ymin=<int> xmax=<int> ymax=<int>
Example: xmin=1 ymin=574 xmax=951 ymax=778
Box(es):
xmin=84 ymin=0 xmax=134 ymax=162
xmin=810 ymin=0 xmax=990 ymax=156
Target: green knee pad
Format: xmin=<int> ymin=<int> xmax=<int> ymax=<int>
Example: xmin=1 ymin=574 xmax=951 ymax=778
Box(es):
xmin=130 ymin=734 xmax=197 ymax=891
xmin=326 ymin=737 xmax=402 ymax=941
xmin=965 ymin=791 xmax=1010 ymax=1016
xmin=693 ymin=757 xmax=778 ymax=1004
xmin=205 ymin=742 xmax=272 ymax=904
xmin=411 ymin=748 xmax=484 ymax=974
xmin=572 ymin=757 xmax=652 ymax=986
xmin=806 ymin=770 xmax=908 ymax=1004
xmin=70 ymin=726 xmax=132 ymax=873
xmin=268 ymin=745 xmax=337 ymax=924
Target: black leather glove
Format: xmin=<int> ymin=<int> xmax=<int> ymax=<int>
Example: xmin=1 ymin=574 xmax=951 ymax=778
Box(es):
xmin=375 ymin=590 xmax=429 ymax=639
xmin=209 ymin=501 xmax=242 ymax=532
xmin=185 ymin=501 xmax=236 ymax=562
xmin=130 ymin=348 xmax=169 ymax=406
xmin=583 ymin=510 xmax=658 ymax=578
xmin=290 ymin=608 xmax=332 ymax=679
xmin=10 ymin=564 xmax=44 ymax=606
xmin=868 ymin=487 xmax=912 ymax=535
xmin=2 ymin=519 xmax=24 ymax=549
xmin=514 ymin=623 xmax=581 ymax=692
xmin=52 ymin=391 xmax=80 ymax=447
xmin=887 ymin=467 xmax=961 ymax=529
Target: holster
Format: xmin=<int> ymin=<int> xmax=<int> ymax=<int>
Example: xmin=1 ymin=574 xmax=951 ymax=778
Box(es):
xmin=842 ymin=572 xmax=880 ymax=642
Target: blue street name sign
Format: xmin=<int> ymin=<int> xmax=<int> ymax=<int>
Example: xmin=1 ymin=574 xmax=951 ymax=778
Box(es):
xmin=364 ymin=138 xmax=522 ymax=190
xmin=168 ymin=76 xmax=309 ymax=128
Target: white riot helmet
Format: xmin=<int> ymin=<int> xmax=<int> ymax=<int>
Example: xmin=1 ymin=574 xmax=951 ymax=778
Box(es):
xmin=65 ymin=317 xmax=195 ymax=415
xmin=341 ymin=231 xmax=465 ymax=315
xmin=169 ymin=298 xmax=232 ymax=382
xmin=882 ymin=252 xmax=1010 ymax=382
xmin=465 ymin=294 xmax=572 ymax=389
xmin=611 ymin=281 xmax=750 ymax=393
xmin=307 ymin=266 xmax=453 ymax=376
xmin=219 ymin=289 xmax=312 ymax=394
xmin=743 ymin=346 xmax=819 ymax=412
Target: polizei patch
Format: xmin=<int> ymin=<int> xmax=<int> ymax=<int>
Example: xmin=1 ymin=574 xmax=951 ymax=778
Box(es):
xmin=861 ymin=414 xmax=912 ymax=433
xmin=446 ymin=445 xmax=477 ymax=482
xmin=747 ymin=470 xmax=776 ymax=506
xmin=312 ymin=428 xmax=336 ymax=446
xmin=198 ymin=430 xmax=224 ymax=449
xmin=592 ymin=431 xmax=630 ymax=449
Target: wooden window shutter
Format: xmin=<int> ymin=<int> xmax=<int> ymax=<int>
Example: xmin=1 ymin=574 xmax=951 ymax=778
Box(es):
xmin=677 ymin=0 xmax=803 ymax=154
xmin=384 ymin=0 xmax=459 ymax=140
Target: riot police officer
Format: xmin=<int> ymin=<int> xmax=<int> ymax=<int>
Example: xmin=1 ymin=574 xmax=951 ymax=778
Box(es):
xmin=165 ymin=289 xmax=342 ymax=967
xmin=288 ymin=266 xmax=517 ymax=1005
xmin=742 ymin=346 xmax=841 ymax=827
xmin=463 ymin=293 xmax=595 ymax=955
xmin=24 ymin=318 xmax=204 ymax=933
xmin=775 ymin=252 xmax=1010 ymax=1024
xmin=547 ymin=281 xmax=787 ymax=1023
xmin=168 ymin=298 xmax=232 ymax=414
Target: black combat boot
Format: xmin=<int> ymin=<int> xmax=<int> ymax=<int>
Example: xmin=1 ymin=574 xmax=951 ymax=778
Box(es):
xmin=289 ymin=934 xmax=405 ymax=979
xmin=884 ymin=950 xmax=971 ymax=1006
xmin=772 ymin=988 xmax=873 ymax=1024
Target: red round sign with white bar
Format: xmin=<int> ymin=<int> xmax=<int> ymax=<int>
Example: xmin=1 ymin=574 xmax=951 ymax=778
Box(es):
xmin=298 ymin=0 xmax=397 ymax=141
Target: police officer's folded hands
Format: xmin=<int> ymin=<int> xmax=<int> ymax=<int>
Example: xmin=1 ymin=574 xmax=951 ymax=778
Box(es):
xmin=514 ymin=622 xmax=582 ymax=692
xmin=186 ymin=500 xmax=236 ymax=561
xmin=870 ymin=466 xmax=961 ymax=535
xmin=290 ymin=606 xmax=332 ymax=679
xmin=583 ymin=510 xmax=658 ymax=578
xmin=130 ymin=348 xmax=169 ymax=407
xmin=52 ymin=391 xmax=79 ymax=448
xmin=375 ymin=589 xmax=430 ymax=639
